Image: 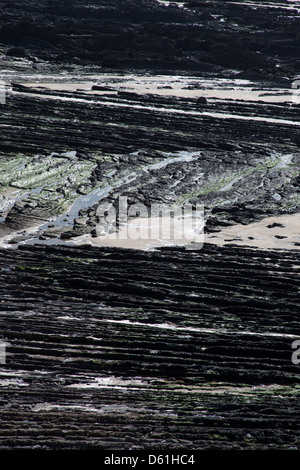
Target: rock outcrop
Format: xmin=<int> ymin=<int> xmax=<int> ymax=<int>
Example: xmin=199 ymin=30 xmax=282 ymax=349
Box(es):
xmin=0 ymin=243 xmax=299 ymax=449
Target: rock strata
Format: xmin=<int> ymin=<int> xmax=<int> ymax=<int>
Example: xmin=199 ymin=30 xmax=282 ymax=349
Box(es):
xmin=0 ymin=243 xmax=299 ymax=450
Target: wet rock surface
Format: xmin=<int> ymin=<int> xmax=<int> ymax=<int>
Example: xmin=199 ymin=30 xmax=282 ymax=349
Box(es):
xmin=0 ymin=243 xmax=299 ymax=450
xmin=0 ymin=81 xmax=299 ymax=243
xmin=1 ymin=0 xmax=300 ymax=78
xmin=0 ymin=0 xmax=300 ymax=452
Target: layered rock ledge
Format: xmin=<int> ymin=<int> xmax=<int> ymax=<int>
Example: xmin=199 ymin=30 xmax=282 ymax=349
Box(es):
xmin=0 ymin=243 xmax=299 ymax=450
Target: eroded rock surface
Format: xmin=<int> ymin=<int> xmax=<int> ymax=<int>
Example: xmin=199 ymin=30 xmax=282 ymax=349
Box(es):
xmin=0 ymin=243 xmax=299 ymax=450
xmin=0 ymin=81 xmax=299 ymax=245
xmin=0 ymin=0 xmax=300 ymax=452
xmin=1 ymin=0 xmax=300 ymax=78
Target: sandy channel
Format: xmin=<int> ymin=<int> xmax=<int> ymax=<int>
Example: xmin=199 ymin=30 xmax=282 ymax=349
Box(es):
xmin=18 ymin=76 xmax=299 ymax=104
xmin=0 ymin=213 xmax=298 ymax=252
xmin=71 ymin=213 xmax=299 ymax=251
xmin=206 ymin=213 xmax=300 ymax=250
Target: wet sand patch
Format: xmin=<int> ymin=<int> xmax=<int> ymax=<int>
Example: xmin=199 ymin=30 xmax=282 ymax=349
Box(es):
xmin=206 ymin=213 xmax=300 ymax=250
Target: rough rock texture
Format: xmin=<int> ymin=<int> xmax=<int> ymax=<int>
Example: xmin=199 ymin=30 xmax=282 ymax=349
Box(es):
xmin=0 ymin=82 xmax=299 ymax=241
xmin=0 ymin=0 xmax=299 ymax=452
xmin=0 ymin=243 xmax=299 ymax=450
xmin=1 ymin=0 xmax=300 ymax=78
